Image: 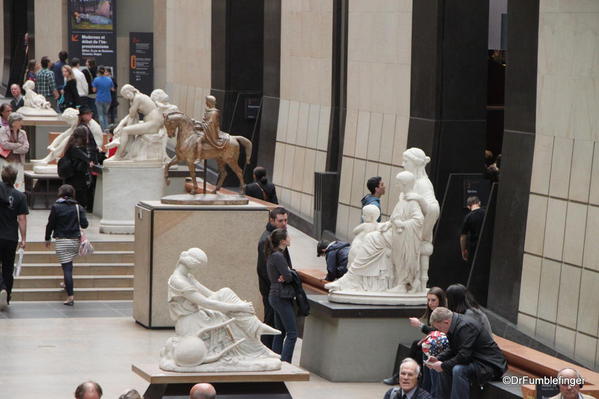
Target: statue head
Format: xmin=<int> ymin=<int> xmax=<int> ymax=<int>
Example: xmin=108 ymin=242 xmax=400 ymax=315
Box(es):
xmin=362 ymin=204 xmax=381 ymax=223
xmin=396 ymin=170 xmax=416 ymax=193
xmin=205 ymin=95 xmax=216 ymax=108
xmin=151 ymin=89 xmax=169 ymax=104
xmin=60 ymin=107 xmax=80 ymax=126
xmin=22 ymin=80 xmax=35 ymax=92
xmin=178 ymin=248 xmax=208 ymax=274
xmin=402 ymin=148 xmax=430 ymax=178
xmin=121 ymin=84 xmax=138 ymax=100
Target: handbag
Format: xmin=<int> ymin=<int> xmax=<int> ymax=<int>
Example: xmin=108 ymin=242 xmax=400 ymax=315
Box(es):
xmin=76 ymin=205 xmax=94 ymax=256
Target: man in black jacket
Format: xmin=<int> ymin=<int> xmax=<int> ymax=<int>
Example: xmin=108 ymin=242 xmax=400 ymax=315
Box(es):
xmin=426 ymin=307 xmax=507 ymax=399
xmin=257 ymin=207 xmax=291 ymax=348
xmin=384 ymin=358 xmax=433 ymax=399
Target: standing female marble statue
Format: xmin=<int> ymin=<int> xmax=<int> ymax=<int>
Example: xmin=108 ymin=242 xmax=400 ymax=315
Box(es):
xmin=401 ymin=148 xmax=440 ymax=291
xmin=105 ymin=84 xmax=165 ymax=161
xmin=160 ymin=248 xmax=282 ymax=372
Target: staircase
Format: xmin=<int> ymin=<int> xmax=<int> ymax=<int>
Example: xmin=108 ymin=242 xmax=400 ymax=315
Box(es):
xmin=12 ymin=241 xmax=134 ymax=301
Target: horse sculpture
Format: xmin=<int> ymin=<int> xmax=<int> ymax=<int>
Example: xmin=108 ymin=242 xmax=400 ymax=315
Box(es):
xmin=163 ymin=112 xmax=252 ymax=194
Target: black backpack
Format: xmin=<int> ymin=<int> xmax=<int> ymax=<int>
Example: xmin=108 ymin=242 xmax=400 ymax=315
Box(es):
xmin=57 ymin=156 xmax=74 ymax=179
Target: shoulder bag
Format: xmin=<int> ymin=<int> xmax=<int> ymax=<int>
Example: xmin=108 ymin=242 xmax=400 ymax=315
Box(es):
xmin=77 ymin=204 xmax=94 ymax=256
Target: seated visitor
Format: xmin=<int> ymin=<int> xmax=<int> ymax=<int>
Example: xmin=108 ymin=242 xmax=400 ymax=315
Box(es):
xmin=245 ymin=166 xmax=278 ymax=204
xmin=74 ymin=381 xmax=102 ymax=399
xmin=550 ymin=368 xmax=593 ymax=399
xmin=190 ymin=383 xmax=217 ymax=399
xmin=384 ymin=358 xmax=433 ymax=399
xmin=317 ymin=239 xmax=350 ymax=281
xmin=426 ymin=307 xmax=507 ymax=399
xmin=446 ymin=283 xmax=492 ymax=335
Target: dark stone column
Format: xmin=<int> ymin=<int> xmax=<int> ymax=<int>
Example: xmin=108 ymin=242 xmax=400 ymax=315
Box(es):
xmin=487 ymin=0 xmax=540 ymax=323
xmin=407 ymin=0 xmax=489 ymax=199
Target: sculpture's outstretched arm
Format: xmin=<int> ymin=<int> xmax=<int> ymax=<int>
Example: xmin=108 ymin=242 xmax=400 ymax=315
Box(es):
xmin=183 ymin=290 xmax=250 ymax=314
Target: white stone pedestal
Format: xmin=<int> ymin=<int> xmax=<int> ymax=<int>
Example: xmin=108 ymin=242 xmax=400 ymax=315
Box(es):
xmin=100 ymin=161 xmax=164 ymax=234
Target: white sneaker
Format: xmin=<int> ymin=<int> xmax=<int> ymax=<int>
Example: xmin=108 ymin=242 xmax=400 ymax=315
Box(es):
xmin=0 ymin=289 xmax=8 ymax=311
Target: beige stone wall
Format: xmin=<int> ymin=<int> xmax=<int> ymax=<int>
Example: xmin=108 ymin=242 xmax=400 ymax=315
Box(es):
xmin=335 ymin=0 xmax=412 ymax=240
xmin=162 ymin=0 xmax=212 ymax=117
xmin=34 ymin=0 xmax=68 ymax=61
xmin=271 ymin=0 xmax=333 ymax=221
xmin=519 ymin=0 xmax=599 ymax=370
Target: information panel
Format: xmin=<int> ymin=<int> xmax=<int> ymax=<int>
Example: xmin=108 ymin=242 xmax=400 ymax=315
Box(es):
xmin=129 ymin=32 xmax=153 ymax=95
xmin=68 ymin=0 xmax=117 ymax=77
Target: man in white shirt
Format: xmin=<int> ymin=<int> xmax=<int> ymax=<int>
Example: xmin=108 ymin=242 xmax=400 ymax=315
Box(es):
xmin=70 ymin=57 xmax=89 ymax=98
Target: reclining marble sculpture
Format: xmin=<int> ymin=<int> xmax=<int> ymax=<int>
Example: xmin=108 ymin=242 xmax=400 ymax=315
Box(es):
xmin=104 ymin=84 xmax=167 ymax=162
xmin=160 ymin=248 xmax=282 ymax=372
xmin=18 ymin=80 xmax=57 ymax=116
xmin=325 ymin=151 xmax=438 ymax=305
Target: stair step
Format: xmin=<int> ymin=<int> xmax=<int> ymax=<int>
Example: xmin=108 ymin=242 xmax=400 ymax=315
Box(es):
xmin=26 ymin=241 xmax=133 ymax=251
xmin=12 ymin=287 xmax=133 ymax=301
xmin=19 ymin=263 xmax=134 ymax=276
xmin=23 ymin=250 xmax=134 ymax=264
xmin=14 ymin=275 xmax=133 ymax=289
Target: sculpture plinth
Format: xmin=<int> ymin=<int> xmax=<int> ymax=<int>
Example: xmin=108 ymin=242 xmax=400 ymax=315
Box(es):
xmin=161 ymin=193 xmax=248 ymax=206
xmin=327 ymin=290 xmax=426 ymax=306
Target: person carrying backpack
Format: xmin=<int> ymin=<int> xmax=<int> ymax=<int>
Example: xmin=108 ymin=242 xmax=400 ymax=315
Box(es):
xmin=317 ymin=239 xmax=351 ymax=281
xmin=58 ymin=127 xmax=91 ymax=208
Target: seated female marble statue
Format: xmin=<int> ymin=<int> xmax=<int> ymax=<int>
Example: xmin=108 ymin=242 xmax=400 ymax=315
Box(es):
xmin=160 ymin=248 xmax=282 ymax=372
xmin=31 ymin=108 xmax=80 ymax=165
xmin=347 ymin=204 xmax=381 ymax=269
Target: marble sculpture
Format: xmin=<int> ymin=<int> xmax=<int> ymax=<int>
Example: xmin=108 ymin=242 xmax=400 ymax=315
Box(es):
xmin=19 ymin=80 xmax=57 ymax=116
xmin=325 ymin=148 xmax=439 ymax=305
xmin=160 ymin=248 xmax=282 ymax=372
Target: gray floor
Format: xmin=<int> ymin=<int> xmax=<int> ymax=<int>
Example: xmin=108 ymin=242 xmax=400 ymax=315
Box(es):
xmin=0 ymin=301 xmax=132 ymax=319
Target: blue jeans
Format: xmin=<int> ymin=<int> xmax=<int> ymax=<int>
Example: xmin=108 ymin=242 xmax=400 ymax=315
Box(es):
xmin=441 ymin=363 xmax=476 ymax=399
xmin=269 ymin=294 xmax=297 ymax=363
xmin=96 ymin=101 xmax=111 ymax=131
xmin=424 ymin=365 xmax=443 ymax=399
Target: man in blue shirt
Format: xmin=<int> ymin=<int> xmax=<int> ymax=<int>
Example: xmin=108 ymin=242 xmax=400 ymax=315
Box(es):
xmin=361 ymin=176 xmax=386 ymax=222
xmin=92 ymin=66 xmax=114 ymax=131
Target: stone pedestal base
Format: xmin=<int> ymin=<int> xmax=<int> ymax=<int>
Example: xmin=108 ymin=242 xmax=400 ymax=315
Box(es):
xmin=32 ymin=164 xmax=57 ymax=174
xmin=327 ymin=290 xmax=427 ymax=306
xmin=300 ymin=295 xmax=425 ymax=382
xmin=99 ymin=161 xmax=164 ymax=234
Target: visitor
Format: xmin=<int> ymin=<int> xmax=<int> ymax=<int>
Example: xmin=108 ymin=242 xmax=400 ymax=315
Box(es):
xmin=118 ymin=389 xmax=142 ymax=399
xmin=74 ymin=381 xmax=102 ymax=399
xmin=384 ymin=358 xmax=433 ymax=399
xmin=190 ymin=383 xmax=217 ymax=399
xmin=92 ymin=66 xmax=114 ymax=131
xmin=459 ymin=196 xmax=485 ymax=284
xmin=245 ymin=166 xmax=278 ymax=203
xmin=35 ymin=56 xmax=59 ymax=109
xmin=70 ymin=58 xmax=90 ymax=107
xmin=9 ymin=84 xmax=24 ymax=111
xmin=61 ymin=65 xmax=81 ymax=110
xmin=257 ymin=207 xmax=291 ymax=348
xmin=58 ymin=127 xmax=92 ymax=209
xmin=384 ymin=287 xmax=446 ymax=389
xmin=0 ymin=104 xmax=12 ymax=128
xmin=550 ymin=368 xmax=593 ymax=399
xmin=361 ymin=176 xmax=385 ymax=222
xmin=106 ymin=67 xmax=118 ymax=124
xmin=0 ymin=112 xmax=29 ymax=191
xmin=0 ymin=165 xmax=28 ymax=311
xmin=445 ymin=283 xmax=492 ymax=334
xmin=52 ymin=50 xmax=68 ymax=96
xmin=316 ymin=239 xmax=350 ymax=281
xmin=45 ymin=184 xmax=89 ymax=306
xmin=426 ymin=307 xmax=507 ymax=399
xmin=24 ymin=59 xmax=37 ymax=82
xmin=77 ymin=106 xmax=102 ymax=211
xmin=82 ymin=58 xmax=98 ymax=118
xmin=266 ymin=228 xmax=297 ymax=363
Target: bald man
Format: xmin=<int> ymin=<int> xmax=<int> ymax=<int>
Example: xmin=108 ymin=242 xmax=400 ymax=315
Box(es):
xmin=550 ymin=368 xmax=593 ymax=399
xmin=190 ymin=383 xmax=216 ymax=399
xmin=74 ymin=381 xmax=103 ymax=399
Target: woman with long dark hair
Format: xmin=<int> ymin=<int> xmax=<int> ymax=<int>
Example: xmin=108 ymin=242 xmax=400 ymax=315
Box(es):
xmin=44 ymin=184 xmax=89 ymax=305
xmin=266 ymin=228 xmax=297 ymax=362
xmin=60 ymin=126 xmax=92 ymax=208
xmin=384 ymin=287 xmax=447 ymax=386
xmin=245 ymin=166 xmax=278 ymax=204
xmin=445 ymin=283 xmax=492 ymax=334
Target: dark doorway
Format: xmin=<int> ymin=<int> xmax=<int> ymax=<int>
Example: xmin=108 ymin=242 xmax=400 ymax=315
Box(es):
xmin=3 ymin=0 xmax=35 ymax=95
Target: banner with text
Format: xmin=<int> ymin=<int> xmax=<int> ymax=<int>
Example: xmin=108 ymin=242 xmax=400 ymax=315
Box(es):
xmin=129 ymin=32 xmax=153 ymax=95
xmin=68 ymin=0 xmax=117 ymax=77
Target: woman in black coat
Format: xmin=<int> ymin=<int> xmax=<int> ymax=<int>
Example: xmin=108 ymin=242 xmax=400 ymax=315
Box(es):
xmin=60 ymin=127 xmax=91 ymax=208
xmin=60 ymin=65 xmax=81 ymax=111
xmin=245 ymin=166 xmax=278 ymax=204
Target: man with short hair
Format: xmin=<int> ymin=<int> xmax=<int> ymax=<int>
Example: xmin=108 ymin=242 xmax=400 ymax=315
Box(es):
xmin=36 ymin=56 xmax=59 ymax=108
xmin=361 ymin=176 xmax=385 ymax=222
xmin=550 ymin=368 xmax=593 ymax=399
xmin=52 ymin=51 xmax=68 ymax=93
xmin=0 ymin=165 xmax=28 ymax=311
xmin=190 ymin=383 xmax=216 ymax=399
xmin=459 ymin=196 xmax=485 ymax=262
xmin=384 ymin=358 xmax=433 ymax=399
xmin=426 ymin=307 xmax=507 ymax=399
xmin=317 ymin=239 xmax=350 ymax=281
xmin=9 ymin=84 xmax=24 ymax=111
xmin=92 ymin=66 xmax=114 ymax=131
xmin=257 ymin=207 xmax=292 ymax=348
xmin=74 ymin=380 xmax=103 ymax=399
xmin=70 ymin=58 xmax=90 ymax=103
xmin=77 ymin=106 xmax=104 ymax=212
